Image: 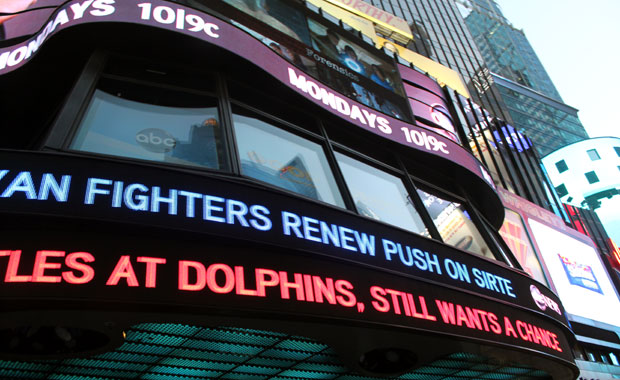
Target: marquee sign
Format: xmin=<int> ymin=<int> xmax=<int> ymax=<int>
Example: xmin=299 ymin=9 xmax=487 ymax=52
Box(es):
xmin=0 ymin=238 xmax=574 ymax=364
xmin=0 ymin=0 xmax=494 ymax=191
xmin=0 ymin=151 xmax=569 ymax=330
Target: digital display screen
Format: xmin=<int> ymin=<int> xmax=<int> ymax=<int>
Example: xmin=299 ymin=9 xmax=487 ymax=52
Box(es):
xmin=0 ymin=227 xmax=573 ymax=363
xmin=0 ymin=0 xmax=493 ymax=188
xmin=0 ymin=151 xmax=568 ymax=329
xmin=0 ymin=0 xmax=411 ymax=122
xmin=527 ymin=219 xmax=620 ymax=329
xmin=217 ymin=0 xmax=412 ymax=122
xmin=399 ymin=65 xmax=459 ymax=143
xmin=499 ymin=208 xmax=547 ymax=286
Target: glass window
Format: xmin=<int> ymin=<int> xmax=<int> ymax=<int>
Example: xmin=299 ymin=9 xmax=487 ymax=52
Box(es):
xmin=71 ymin=86 xmax=226 ymax=170
xmin=555 ymin=184 xmax=568 ymax=198
xmin=335 ymin=153 xmax=428 ymax=235
xmin=417 ymin=189 xmax=494 ymax=259
xmin=585 ymin=171 xmax=600 ymax=184
xmin=601 ymin=353 xmax=610 ymax=365
xmin=586 ymin=351 xmax=596 ymax=362
xmin=587 ymin=148 xmax=601 ymax=161
xmin=610 ymin=352 xmax=619 ymax=366
xmin=233 ymin=111 xmax=344 ymax=207
xmin=555 ymin=159 xmax=568 ymax=173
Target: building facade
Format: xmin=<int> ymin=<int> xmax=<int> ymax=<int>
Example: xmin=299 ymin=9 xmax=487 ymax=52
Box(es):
xmin=459 ymin=0 xmax=589 ymax=157
xmin=0 ymin=0 xmax=585 ymax=379
xmin=543 ymin=137 xmax=620 ymax=244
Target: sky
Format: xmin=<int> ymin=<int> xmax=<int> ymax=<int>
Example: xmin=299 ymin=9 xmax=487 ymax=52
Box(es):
xmin=495 ymin=0 xmax=620 ymax=139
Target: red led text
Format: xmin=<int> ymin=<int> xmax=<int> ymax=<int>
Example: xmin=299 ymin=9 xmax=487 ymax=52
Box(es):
xmin=178 ymin=261 xmax=357 ymax=307
xmin=504 ymin=317 xmax=562 ymax=352
xmin=106 ymin=255 xmax=167 ymax=287
xmin=0 ymin=250 xmax=94 ymax=284
xmin=434 ymin=299 xmax=501 ymax=334
xmin=370 ymin=286 xmax=437 ymax=321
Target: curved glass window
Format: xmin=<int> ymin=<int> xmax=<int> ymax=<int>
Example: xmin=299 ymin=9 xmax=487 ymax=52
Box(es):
xmin=417 ymin=189 xmax=494 ymax=259
xmin=233 ymin=111 xmax=344 ymax=207
xmin=335 ymin=152 xmax=428 ymax=236
xmin=71 ymin=89 xmax=226 ymax=170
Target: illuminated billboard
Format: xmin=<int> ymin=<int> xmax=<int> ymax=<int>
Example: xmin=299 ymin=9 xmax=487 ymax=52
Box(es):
xmin=308 ymin=0 xmax=413 ymax=42
xmin=0 ymin=151 xmax=576 ymax=363
xmin=217 ymin=0 xmax=412 ymax=122
xmin=499 ymin=208 xmax=547 ymax=286
xmin=400 ymin=66 xmax=459 ymax=142
xmin=0 ymin=234 xmax=573 ymax=363
xmin=528 ymin=219 xmax=620 ymax=329
xmin=0 ymin=0 xmax=62 ymax=40
xmin=0 ymin=150 xmax=568 ymax=330
xmin=376 ymin=37 xmax=470 ymax=98
xmin=0 ymin=0 xmax=496 ymax=190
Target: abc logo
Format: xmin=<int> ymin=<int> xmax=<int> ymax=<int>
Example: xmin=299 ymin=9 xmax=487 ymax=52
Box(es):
xmin=135 ymin=128 xmax=176 ymax=153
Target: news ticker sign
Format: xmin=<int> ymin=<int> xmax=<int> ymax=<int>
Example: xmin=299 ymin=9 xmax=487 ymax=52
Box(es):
xmin=0 ymin=235 xmax=573 ymax=363
xmin=0 ymin=151 xmax=567 ymax=325
xmin=0 ymin=0 xmax=494 ymax=190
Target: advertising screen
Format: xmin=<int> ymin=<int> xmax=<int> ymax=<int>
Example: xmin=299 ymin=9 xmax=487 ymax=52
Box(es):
xmin=499 ymin=208 xmax=547 ymax=286
xmin=528 ymin=219 xmax=620 ymax=328
xmin=493 ymin=124 xmax=532 ymax=152
xmin=0 ymin=229 xmax=574 ymax=363
xmin=217 ymin=0 xmax=411 ymax=122
xmin=0 ymin=0 xmax=496 ymax=192
xmin=2 ymin=0 xmax=411 ymax=124
xmin=0 ymin=150 xmax=568 ymax=329
xmin=399 ymin=65 xmax=459 ymax=143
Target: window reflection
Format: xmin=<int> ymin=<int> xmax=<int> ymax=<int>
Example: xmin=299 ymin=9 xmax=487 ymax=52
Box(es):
xmin=417 ymin=189 xmax=494 ymax=259
xmin=233 ymin=112 xmax=344 ymax=207
xmin=335 ymin=153 xmax=428 ymax=235
xmin=72 ymin=89 xmax=225 ymax=170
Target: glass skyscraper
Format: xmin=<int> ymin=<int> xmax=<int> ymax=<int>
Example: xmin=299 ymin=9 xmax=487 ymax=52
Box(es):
xmin=365 ymin=0 xmax=560 ymax=212
xmin=459 ymin=0 xmax=589 ymax=156
xmin=366 ymin=0 xmax=509 ymax=120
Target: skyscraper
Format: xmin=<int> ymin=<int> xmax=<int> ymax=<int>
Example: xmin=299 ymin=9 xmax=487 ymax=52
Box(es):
xmin=460 ymin=0 xmax=589 ymax=156
xmin=366 ymin=0 xmax=564 ymax=216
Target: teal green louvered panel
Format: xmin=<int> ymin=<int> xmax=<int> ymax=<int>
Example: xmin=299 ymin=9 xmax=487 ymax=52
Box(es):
xmin=196 ymin=328 xmax=282 ymax=346
xmin=246 ymin=356 xmax=297 ymax=367
xmin=158 ymin=356 xmax=236 ymax=370
xmin=135 ymin=323 xmax=201 ymax=337
xmin=0 ymin=323 xmax=553 ymax=380
xmin=232 ymin=364 xmax=282 ymax=375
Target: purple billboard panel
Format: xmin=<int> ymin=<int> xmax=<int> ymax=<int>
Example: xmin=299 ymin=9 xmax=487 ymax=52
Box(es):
xmin=0 ymin=0 xmax=494 ymax=191
xmin=0 ymin=0 xmax=63 ymax=41
xmin=398 ymin=64 xmax=443 ymax=97
xmin=399 ymin=66 xmax=459 ymax=143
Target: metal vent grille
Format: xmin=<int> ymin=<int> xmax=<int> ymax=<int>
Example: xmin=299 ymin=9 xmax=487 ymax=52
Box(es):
xmin=0 ymin=323 xmax=551 ymax=379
